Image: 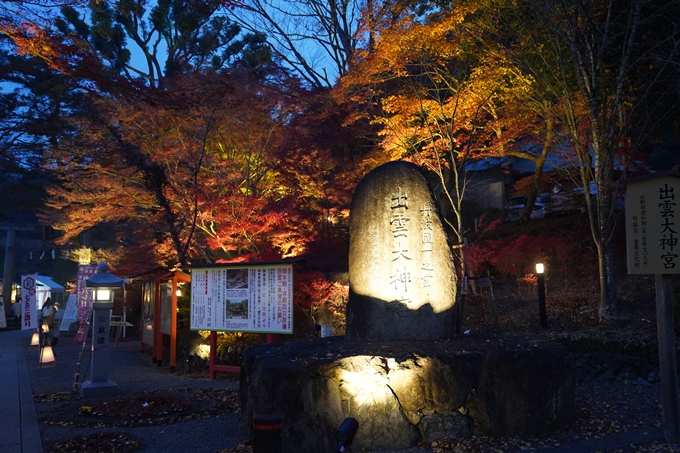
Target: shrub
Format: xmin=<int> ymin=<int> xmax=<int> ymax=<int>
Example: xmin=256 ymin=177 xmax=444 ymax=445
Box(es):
xmin=293 ymin=270 xmax=349 ymax=336
xmin=482 ymin=233 xmax=596 ymax=283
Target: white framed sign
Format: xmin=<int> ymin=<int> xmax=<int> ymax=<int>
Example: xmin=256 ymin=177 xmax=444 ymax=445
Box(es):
xmin=625 ymin=173 xmax=680 ymax=274
xmin=190 ymin=263 xmax=294 ymax=333
xmin=59 ymin=294 xmax=78 ymax=331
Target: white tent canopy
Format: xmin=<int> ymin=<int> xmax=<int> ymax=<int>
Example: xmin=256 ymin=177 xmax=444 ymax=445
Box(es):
xmin=36 ymin=275 xmax=65 ymax=310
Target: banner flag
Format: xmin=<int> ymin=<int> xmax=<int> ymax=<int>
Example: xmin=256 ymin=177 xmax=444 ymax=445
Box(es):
xmin=75 ymin=264 xmax=97 ymax=342
xmin=21 ymin=274 xmax=38 ymax=330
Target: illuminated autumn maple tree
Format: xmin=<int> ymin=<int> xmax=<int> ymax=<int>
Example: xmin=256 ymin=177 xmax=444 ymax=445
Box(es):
xmin=342 ymin=1 xmax=565 ymax=239
xmin=42 ymin=71 xmax=297 ymax=269
xmin=337 ymin=2 xmax=549 ymax=299
xmin=2 ymin=0 xmax=318 ymax=271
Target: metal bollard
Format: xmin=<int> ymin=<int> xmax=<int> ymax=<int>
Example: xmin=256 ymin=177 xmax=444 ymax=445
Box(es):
xmin=253 ymin=414 xmax=282 ymax=453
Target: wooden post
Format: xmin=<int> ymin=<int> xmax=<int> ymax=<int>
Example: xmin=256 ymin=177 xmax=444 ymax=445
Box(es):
xmin=209 ymin=331 xmax=217 ymax=379
xmin=170 ymin=277 xmax=178 ymax=373
xmin=537 ymin=272 xmax=547 ymax=329
xmin=623 ymin=173 xmax=680 ymax=443
xmin=655 ymin=273 xmax=680 ymax=442
xmin=153 ymin=280 xmax=162 ymax=365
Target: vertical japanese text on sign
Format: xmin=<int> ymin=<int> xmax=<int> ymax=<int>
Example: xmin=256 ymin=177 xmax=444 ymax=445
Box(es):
xmin=626 ymin=173 xmax=680 ymax=275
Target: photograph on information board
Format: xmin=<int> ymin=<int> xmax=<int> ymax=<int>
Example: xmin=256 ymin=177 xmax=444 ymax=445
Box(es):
xmin=190 ymin=263 xmax=293 ymax=334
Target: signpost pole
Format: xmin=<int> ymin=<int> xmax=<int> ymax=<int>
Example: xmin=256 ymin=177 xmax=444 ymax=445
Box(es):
xmin=170 ymin=278 xmax=178 ymax=373
xmin=655 ymin=273 xmax=680 ymax=442
xmin=0 ymin=296 xmax=6 ymax=329
xmin=209 ymin=331 xmax=217 ymax=379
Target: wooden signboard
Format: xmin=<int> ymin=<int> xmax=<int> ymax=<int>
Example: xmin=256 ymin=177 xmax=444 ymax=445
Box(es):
xmin=624 ymin=171 xmax=680 ymax=442
xmin=625 ymin=173 xmax=680 ymax=274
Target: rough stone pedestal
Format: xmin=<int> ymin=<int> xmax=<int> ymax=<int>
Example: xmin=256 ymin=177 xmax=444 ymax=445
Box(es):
xmin=241 ymin=334 xmax=575 ymax=453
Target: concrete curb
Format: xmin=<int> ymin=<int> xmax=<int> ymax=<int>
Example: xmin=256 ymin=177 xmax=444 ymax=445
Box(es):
xmin=0 ymin=328 xmax=43 ymax=453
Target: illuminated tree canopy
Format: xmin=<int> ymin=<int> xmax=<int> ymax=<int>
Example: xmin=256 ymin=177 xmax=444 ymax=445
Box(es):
xmin=1 ymin=0 xmax=679 ymax=319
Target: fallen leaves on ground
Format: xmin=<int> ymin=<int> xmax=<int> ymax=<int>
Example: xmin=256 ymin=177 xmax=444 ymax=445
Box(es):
xmin=46 ymin=432 xmax=144 ymax=453
xmin=34 ymin=391 xmax=79 ymax=402
xmin=40 ymin=387 xmax=240 ymax=430
xmin=83 ymin=393 xmax=192 ymax=417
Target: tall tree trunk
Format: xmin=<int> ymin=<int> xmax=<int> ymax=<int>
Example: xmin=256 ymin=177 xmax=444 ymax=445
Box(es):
xmin=520 ymin=114 xmax=554 ymax=222
xmin=3 ymin=229 xmax=16 ymax=317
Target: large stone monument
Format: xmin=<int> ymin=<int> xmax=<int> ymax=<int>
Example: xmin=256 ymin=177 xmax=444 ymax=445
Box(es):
xmin=240 ymin=161 xmax=576 ymax=453
xmin=346 ymin=161 xmax=459 ymax=341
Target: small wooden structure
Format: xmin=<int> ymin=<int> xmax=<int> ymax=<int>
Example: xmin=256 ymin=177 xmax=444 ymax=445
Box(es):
xmin=130 ymin=268 xmax=191 ymax=373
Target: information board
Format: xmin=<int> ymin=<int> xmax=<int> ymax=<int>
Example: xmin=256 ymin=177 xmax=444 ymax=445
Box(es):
xmin=190 ymin=263 xmax=293 ymax=333
xmin=626 ymin=174 xmax=680 ymax=274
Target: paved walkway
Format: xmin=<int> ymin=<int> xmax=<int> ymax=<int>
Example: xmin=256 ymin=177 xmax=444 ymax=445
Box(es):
xmin=0 ymin=326 xmax=43 ymax=453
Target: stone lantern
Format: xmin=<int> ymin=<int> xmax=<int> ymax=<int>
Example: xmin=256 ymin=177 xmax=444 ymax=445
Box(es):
xmin=80 ymin=262 xmax=124 ymax=398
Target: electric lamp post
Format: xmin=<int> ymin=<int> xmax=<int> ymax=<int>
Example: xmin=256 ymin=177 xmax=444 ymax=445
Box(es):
xmin=80 ymin=262 xmax=124 ymax=398
xmin=536 ymin=263 xmax=547 ymax=329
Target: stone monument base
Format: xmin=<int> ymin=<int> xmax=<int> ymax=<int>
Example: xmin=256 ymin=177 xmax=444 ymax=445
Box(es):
xmin=241 ymin=334 xmax=575 ymax=453
xmin=80 ymin=380 xmax=119 ymax=398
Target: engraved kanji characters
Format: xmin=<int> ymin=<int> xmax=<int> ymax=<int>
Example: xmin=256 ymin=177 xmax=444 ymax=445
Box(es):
xmin=659 ymin=183 xmax=678 ymax=269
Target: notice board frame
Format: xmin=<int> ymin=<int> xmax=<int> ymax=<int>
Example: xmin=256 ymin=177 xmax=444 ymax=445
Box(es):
xmin=189 ymin=261 xmax=295 ymax=335
xmin=187 ymin=259 xmax=298 ymax=378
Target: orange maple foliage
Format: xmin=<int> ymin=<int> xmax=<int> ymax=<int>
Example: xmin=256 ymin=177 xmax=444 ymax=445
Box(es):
xmin=342 ymin=4 xmax=542 ymax=165
xmin=43 ymin=73 xmax=292 ymax=270
xmin=338 ymin=3 xmax=545 ymax=248
xmin=1 ymin=23 xmax=63 ymax=68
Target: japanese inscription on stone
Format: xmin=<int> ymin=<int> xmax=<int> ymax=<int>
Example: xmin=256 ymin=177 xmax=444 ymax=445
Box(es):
xmin=346 ymin=161 xmax=458 ymax=341
xmin=95 ymin=312 xmax=110 ymax=345
xmin=386 ymin=186 xmax=439 ymax=304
